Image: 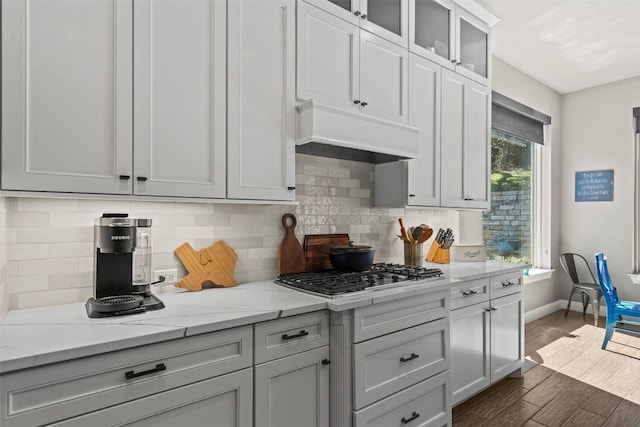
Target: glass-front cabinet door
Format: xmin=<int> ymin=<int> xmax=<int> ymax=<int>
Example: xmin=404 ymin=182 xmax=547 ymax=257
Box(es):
xmin=409 ymin=0 xmax=455 ymax=67
xmin=360 ymin=0 xmax=408 ymax=47
xmin=306 ymin=0 xmax=408 ymax=47
xmin=455 ymin=7 xmax=489 ymax=84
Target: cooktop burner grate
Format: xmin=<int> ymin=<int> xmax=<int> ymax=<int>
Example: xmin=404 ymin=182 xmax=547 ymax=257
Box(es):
xmin=276 ymin=263 xmax=444 ymax=297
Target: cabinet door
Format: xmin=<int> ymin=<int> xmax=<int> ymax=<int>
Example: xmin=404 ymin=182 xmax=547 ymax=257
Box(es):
xmin=450 ymin=302 xmax=490 ymax=405
xmin=440 ymin=69 xmax=465 ymax=207
xmin=49 ymin=368 xmax=253 ymax=427
xmin=297 ymin=2 xmax=360 ymax=111
xmin=227 ymin=0 xmax=296 ymax=201
xmin=409 ymin=0 xmax=455 ymax=69
xmin=463 ymin=80 xmax=490 ymax=208
xmin=359 ymin=30 xmax=409 ymax=123
xmin=440 ymin=69 xmax=489 ymax=209
xmin=360 ymin=0 xmax=408 ymax=48
xmin=133 ymin=0 xmax=226 ymax=198
xmin=304 ymin=0 xmax=360 ymax=25
xmin=406 ymin=54 xmax=440 ymax=206
xmin=255 ymin=346 xmax=330 ymax=427
xmin=490 ymin=292 xmax=524 ymax=382
xmin=1 ymin=0 xmax=133 ymax=195
xmin=455 ymin=7 xmax=490 ymax=85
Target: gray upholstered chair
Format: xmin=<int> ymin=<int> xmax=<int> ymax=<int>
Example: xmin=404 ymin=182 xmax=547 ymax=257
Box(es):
xmin=559 ymin=252 xmax=603 ymax=326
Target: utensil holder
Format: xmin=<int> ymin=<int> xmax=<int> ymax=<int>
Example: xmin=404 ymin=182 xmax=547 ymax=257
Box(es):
xmin=425 ymin=241 xmax=450 ymax=264
xmin=403 ymin=242 xmax=423 ymax=266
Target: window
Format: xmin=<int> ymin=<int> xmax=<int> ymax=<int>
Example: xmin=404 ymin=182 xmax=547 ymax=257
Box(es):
xmin=483 ymin=93 xmax=551 ymax=267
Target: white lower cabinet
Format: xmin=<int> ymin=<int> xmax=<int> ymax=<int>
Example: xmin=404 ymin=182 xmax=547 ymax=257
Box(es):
xmin=331 ymin=291 xmax=451 ymax=426
xmin=450 ymin=272 xmax=524 ymax=406
xmin=254 ymin=311 xmax=331 ymax=427
xmin=50 ymin=368 xmax=253 ymax=427
xmin=255 ymin=346 xmax=330 ymax=427
xmin=354 ymin=371 xmax=450 ymax=427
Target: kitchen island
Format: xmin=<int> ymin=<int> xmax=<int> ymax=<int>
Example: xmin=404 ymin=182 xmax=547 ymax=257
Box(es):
xmin=0 ymin=261 xmax=526 ymax=427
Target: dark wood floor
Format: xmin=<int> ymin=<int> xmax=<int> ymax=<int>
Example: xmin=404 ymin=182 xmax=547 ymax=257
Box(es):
xmin=452 ymin=310 xmax=640 ymax=427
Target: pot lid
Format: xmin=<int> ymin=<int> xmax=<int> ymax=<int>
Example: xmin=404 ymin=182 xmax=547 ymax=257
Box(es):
xmin=328 ymin=243 xmax=373 ymax=253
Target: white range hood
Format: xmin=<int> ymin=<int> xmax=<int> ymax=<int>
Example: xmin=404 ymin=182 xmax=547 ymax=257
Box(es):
xmin=295 ymin=100 xmax=420 ymax=164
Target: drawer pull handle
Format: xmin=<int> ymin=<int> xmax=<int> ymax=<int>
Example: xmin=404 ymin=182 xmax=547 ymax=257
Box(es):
xmin=502 ymin=280 xmax=519 ymax=287
xmin=282 ymin=330 xmax=309 ymax=341
xmin=125 ymin=363 xmax=166 ymax=380
xmin=400 ymin=353 xmax=419 ymax=363
xmin=321 ymin=359 xmax=330 ymax=366
xmin=401 ymin=411 xmax=420 ymax=424
xmin=462 ymin=290 xmax=477 ymax=297
xmin=119 ymin=175 xmax=130 ymax=180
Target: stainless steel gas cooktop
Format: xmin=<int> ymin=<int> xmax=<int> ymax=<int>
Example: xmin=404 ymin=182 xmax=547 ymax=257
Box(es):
xmin=275 ymin=263 xmax=445 ymax=298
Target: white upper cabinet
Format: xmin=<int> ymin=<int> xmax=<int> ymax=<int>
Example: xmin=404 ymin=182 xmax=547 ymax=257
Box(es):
xmin=297 ymin=2 xmax=409 ymax=123
xmin=227 ymin=0 xmax=296 ymax=201
xmin=374 ymin=53 xmax=440 ymax=206
xmin=133 ymin=0 xmax=226 ymax=198
xmin=409 ymin=0 xmax=492 ymax=85
xmin=1 ymin=0 xmax=227 ymax=198
xmin=297 ymin=3 xmax=360 ymax=111
xmin=440 ymin=68 xmax=490 ymax=209
xmin=1 ymin=0 xmax=133 ymax=195
xmin=305 ymin=0 xmax=408 ymax=47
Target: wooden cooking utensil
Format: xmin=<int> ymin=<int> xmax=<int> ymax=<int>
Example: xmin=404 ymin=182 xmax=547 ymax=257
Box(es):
xmin=398 ymin=218 xmax=412 ymax=243
xmin=278 ymin=213 xmax=306 ymax=274
xmin=303 ymin=233 xmax=350 ymax=272
xmin=419 ymin=227 xmax=434 ymax=243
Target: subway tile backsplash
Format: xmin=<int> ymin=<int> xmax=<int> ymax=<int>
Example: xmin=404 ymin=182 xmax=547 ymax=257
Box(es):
xmin=0 ymin=154 xmax=458 ymax=315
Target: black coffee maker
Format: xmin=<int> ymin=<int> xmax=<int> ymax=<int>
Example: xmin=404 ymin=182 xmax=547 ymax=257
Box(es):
xmin=86 ymin=213 xmax=164 ymax=318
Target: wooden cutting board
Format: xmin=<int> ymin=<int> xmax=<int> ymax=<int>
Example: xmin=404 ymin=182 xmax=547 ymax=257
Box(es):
xmin=303 ymin=233 xmax=350 ymax=272
xmin=174 ymin=241 xmax=237 ymax=291
xmin=278 ymin=213 xmax=306 ymax=274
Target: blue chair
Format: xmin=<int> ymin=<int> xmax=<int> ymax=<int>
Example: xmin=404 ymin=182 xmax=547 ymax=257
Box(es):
xmin=594 ymin=252 xmax=640 ymax=350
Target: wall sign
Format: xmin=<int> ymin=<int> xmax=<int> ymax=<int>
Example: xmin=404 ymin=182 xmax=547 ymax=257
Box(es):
xmin=575 ymin=169 xmax=614 ymax=202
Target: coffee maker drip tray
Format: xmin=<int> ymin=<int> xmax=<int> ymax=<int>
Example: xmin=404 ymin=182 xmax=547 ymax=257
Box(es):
xmin=86 ymin=293 xmax=165 ymax=318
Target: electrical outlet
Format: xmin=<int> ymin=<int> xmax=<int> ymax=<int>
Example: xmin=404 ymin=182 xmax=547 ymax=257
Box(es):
xmin=154 ymin=268 xmax=178 ymax=284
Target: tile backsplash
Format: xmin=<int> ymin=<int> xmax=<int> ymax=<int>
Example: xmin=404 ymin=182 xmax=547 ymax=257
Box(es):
xmin=0 ymin=154 xmax=458 ymax=316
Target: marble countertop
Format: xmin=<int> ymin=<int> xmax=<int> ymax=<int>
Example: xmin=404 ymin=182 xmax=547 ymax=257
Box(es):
xmin=0 ymin=261 xmax=526 ymax=374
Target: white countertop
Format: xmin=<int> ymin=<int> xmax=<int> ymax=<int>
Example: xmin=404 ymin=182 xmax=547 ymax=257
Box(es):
xmin=0 ymin=261 xmax=526 ymax=373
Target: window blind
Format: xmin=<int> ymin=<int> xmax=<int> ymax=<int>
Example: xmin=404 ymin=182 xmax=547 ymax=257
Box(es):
xmin=492 ymin=92 xmax=551 ymax=145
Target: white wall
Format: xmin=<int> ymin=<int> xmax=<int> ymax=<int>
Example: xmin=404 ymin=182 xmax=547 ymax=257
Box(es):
xmin=491 ymin=57 xmax=564 ymax=310
xmin=561 ymin=76 xmax=640 ymax=300
xmin=1 ymin=154 xmax=458 ymax=314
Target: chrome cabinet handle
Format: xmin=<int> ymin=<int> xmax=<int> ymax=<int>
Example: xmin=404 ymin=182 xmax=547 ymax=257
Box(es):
xmin=360 ymin=102 xmax=368 ymax=107
xmin=354 ymin=100 xmax=361 ymax=104
xmin=462 ymin=290 xmax=477 ymax=297
xmin=354 ymin=10 xmax=361 ymax=16
xmin=361 ymin=14 xmax=367 ymax=19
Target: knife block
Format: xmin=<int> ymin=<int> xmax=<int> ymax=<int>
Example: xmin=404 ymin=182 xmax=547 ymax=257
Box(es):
xmin=425 ymin=241 xmax=450 ymax=264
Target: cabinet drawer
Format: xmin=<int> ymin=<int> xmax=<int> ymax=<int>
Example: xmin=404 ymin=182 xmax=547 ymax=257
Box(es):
xmin=353 ymin=371 xmax=450 ymax=427
xmin=49 ymin=368 xmax=254 ymax=427
xmin=254 ymin=311 xmax=329 ymax=364
xmin=490 ymin=271 xmax=523 ymax=298
xmin=353 ymin=318 xmax=450 ymax=409
xmin=0 ymin=326 xmax=252 ymax=427
xmin=353 ymin=290 xmax=449 ymax=343
xmin=450 ymin=278 xmax=490 ymax=310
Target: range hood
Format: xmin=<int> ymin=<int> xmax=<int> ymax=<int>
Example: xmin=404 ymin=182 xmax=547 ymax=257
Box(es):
xmin=295 ymin=100 xmax=420 ymax=164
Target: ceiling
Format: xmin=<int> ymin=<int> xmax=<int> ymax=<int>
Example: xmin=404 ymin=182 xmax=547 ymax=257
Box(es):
xmin=477 ymin=0 xmax=640 ymax=94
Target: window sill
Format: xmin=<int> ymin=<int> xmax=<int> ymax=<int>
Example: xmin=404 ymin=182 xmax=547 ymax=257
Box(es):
xmin=629 ymin=274 xmax=640 ymax=285
xmin=523 ymin=268 xmax=555 ymax=285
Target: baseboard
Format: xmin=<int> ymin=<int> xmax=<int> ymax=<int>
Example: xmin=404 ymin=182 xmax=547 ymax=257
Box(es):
xmin=525 ymin=301 xmax=563 ymax=323
xmin=525 ymin=299 xmax=607 ymax=324
xmin=561 ymin=299 xmax=607 ymax=317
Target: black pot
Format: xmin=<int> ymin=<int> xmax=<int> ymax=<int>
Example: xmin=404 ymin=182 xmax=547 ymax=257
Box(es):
xmin=327 ymin=243 xmax=375 ymax=272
